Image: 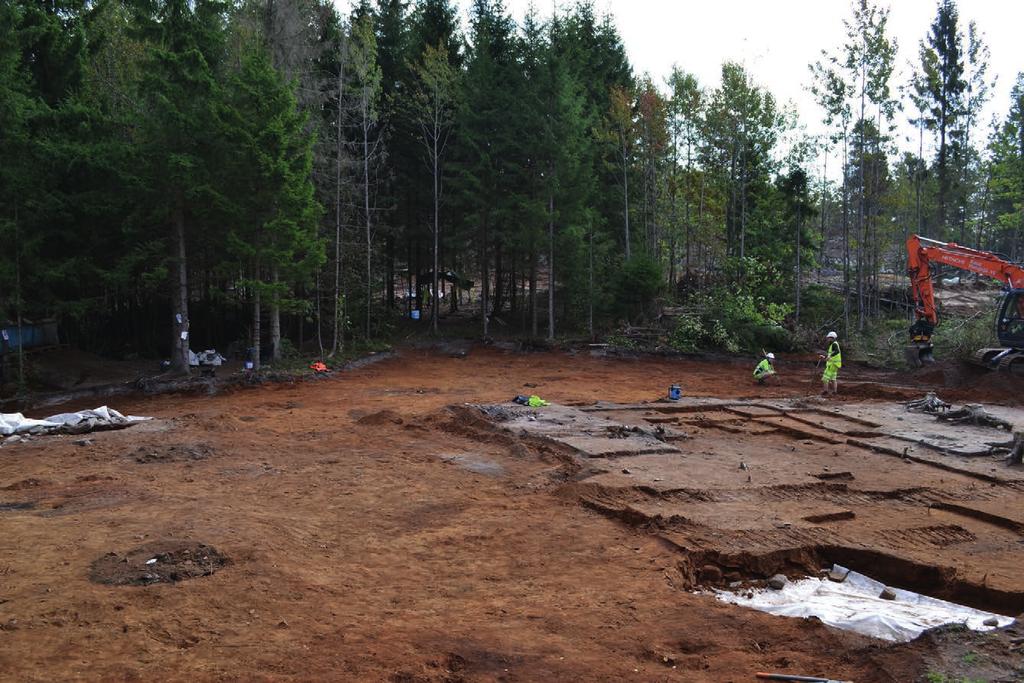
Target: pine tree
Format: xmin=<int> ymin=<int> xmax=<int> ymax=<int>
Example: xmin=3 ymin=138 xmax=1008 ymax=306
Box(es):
xmin=914 ymin=0 xmax=966 ymax=236
xmin=219 ymin=43 xmax=323 ymax=369
xmin=134 ymin=0 xmax=228 ymax=374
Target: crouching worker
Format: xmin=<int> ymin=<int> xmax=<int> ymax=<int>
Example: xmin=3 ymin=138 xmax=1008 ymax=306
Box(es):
xmin=753 ymin=352 xmax=778 ymax=385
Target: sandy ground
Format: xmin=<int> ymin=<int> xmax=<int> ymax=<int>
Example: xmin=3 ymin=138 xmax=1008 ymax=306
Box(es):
xmin=1 ymin=346 xmax=1023 ymax=682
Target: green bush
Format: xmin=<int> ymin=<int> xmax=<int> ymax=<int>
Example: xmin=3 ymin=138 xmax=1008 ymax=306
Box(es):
xmin=612 ymin=255 xmax=663 ymax=321
xmin=799 ymin=284 xmax=845 ymax=328
xmin=931 ymin=310 xmax=998 ymax=361
xmin=668 ymin=289 xmax=793 ymax=354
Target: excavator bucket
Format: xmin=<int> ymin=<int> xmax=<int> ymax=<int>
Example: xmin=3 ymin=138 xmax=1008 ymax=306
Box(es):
xmin=905 ymin=343 xmax=934 ymax=367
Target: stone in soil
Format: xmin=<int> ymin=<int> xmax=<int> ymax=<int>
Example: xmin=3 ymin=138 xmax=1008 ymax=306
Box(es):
xmin=828 ymin=567 xmax=850 ymax=583
xmin=132 ymin=443 xmax=214 ymax=464
xmin=699 ymin=565 xmax=723 ymax=584
xmin=89 ymin=541 xmax=227 ymax=586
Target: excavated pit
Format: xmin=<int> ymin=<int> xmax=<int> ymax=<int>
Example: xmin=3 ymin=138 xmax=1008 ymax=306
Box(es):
xmin=89 ymin=541 xmax=228 ymax=586
xmin=459 ymin=399 xmax=1024 ymax=619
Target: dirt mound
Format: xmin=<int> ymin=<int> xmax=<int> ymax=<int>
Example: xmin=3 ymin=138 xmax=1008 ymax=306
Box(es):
xmin=356 ymin=410 xmax=405 ymax=426
xmin=89 ymin=541 xmax=227 ymax=585
xmin=130 ymin=443 xmax=214 ymax=464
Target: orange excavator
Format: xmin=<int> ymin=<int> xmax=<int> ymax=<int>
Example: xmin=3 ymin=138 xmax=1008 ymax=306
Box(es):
xmin=906 ymin=234 xmax=1024 ymax=373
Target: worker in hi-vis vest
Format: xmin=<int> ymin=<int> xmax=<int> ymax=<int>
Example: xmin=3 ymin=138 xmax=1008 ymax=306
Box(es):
xmin=820 ymin=331 xmax=842 ymax=396
xmin=753 ymin=352 xmax=778 ymax=385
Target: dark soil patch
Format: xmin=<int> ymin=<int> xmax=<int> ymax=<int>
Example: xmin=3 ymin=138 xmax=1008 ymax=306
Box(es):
xmin=356 ymin=410 xmax=405 ymax=426
xmin=803 ymin=510 xmax=856 ymax=523
xmin=131 ymin=443 xmax=215 ymax=464
xmin=875 ymin=623 xmax=1024 ymax=682
xmin=89 ymin=541 xmax=227 ymax=586
xmin=0 ymin=501 xmax=35 ymax=512
xmin=1 ymin=478 xmax=47 ymax=491
xmin=813 ymin=471 xmax=855 ymax=481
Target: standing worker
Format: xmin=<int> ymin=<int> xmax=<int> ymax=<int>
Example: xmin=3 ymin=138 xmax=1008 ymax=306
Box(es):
xmin=753 ymin=352 xmax=778 ymax=385
xmin=820 ymin=331 xmax=842 ymax=396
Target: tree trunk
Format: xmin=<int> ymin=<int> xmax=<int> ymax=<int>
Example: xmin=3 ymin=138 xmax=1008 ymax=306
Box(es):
xmin=529 ymin=241 xmax=538 ymax=338
xmin=252 ymin=286 xmax=261 ymax=370
xmin=170 ymin=197 xmax=190 ymax=375
xmin=330 ymin=35 xmax=345 ymax=357
xmin=795 ymin=213 xmax=802 ymax=324
xmin=432 ymin=137 xmax=440 ymax=335
xmin=916 ymin=119 xmax=923 ymax=238
xmin=588 ymin=224 xmax=594 ymax=340
xmin=387 ymin=236 xmax=395 ymax=310
xmin=622 ymin=138 xmax=631 ymax=260
xmin=492 ymin=238 xmax=504 ymax=315
xmin=548 ymin=189 xmax=555 ymax=342
xmin=842 ymin=129 xmax=850 ymax=335
xmin=315 ymin=267 xmax=324 ymax=358
xmin=857 ymin=52 xmax=867 ymax=333
xmin=270 ymin=266 xmax=281 ymax=362
xmin=14 ymin=208 xmax=24 ymax=388
xmin=481 ymin=215 xmax=489 ymax=338
xmin=363 ymin=94 xmax=372 ymax=341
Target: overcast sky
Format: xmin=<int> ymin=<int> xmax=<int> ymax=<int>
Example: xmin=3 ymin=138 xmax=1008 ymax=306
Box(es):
xmin=341 ymin=0 xmax=1023 ymax=155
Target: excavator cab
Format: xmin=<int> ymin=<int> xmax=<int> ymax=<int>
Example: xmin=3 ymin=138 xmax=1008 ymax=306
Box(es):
xmin=974 ymin=289 xmax=1024 ymax=372
xmin=996 ymin=289 xmax=1024 ymax=350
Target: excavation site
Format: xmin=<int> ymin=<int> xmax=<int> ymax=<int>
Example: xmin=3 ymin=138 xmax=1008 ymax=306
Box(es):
xmin=2 ymin=346 xmax=1024 ymax=682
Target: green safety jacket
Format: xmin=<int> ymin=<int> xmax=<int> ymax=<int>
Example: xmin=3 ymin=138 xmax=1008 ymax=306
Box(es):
xmin=826 ymin=341 xmax=842 ymax=368
xmin=753 ymin=358 xmax=774 ymax=378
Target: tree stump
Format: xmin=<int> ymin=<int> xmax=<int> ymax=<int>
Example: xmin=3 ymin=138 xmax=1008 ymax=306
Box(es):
xmin=938 ymin=404 xmax=1015 ymax=431
xmin=905 ymin=393 xmax=951 ymax=413
xmin=1010 ymin=432 xmax=1024 ymax=466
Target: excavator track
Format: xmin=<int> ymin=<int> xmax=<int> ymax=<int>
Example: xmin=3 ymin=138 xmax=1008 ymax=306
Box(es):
xmin=972 ymin=348 xmax=1007 ymax=368
xmin=996 ymin=350 xmax=1024 ymax=376
xmin=970 ymin=348 xmax=1024 ymax=375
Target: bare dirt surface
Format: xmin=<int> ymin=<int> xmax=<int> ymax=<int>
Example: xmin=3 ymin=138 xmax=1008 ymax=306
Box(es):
xmin=1 ymin=345 xmax=1022 ymax=682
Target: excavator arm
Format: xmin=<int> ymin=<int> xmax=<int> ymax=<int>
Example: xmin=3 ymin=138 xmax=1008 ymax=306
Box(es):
xmin=906 ymin=234 xmax=1024 ymax=367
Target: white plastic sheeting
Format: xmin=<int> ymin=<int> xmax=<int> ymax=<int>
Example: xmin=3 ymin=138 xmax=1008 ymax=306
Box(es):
xmin=714 ymin=564 xmax=1014 ymax=642
xmin=0 ymin=406 xmax=151 ymax=437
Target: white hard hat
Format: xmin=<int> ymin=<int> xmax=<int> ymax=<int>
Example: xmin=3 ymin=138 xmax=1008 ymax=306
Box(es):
xmin=766 ymin=353 xmax=775 ymax=360
xmin=826 ymin=331 xmax=837 ymax=339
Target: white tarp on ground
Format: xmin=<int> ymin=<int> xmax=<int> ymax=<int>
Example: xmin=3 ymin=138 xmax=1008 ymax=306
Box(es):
xmin=0 ymin=406 xmax=151 ymax=437
xmin=714 ymin=564 xmax=1014 ymax=642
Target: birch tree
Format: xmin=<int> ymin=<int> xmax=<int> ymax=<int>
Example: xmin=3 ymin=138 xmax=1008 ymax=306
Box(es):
xmin=347 ymin=13 xmax=383 ymax=340
xmin=410 ymin=43 xmax=457 ymax=334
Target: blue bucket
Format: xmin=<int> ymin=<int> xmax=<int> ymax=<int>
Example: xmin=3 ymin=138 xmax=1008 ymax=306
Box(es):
xmin=410 ymin=309 xmax=420 ymax=320
xmin=668 ymin=384 xmax=681 ymax=401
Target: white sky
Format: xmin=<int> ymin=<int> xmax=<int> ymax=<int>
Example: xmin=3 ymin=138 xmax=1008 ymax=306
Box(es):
xmin=544 ymin=0 xmax=1021 ymax=154
xmin=339 ymin=0 xmax=1024 ymax=157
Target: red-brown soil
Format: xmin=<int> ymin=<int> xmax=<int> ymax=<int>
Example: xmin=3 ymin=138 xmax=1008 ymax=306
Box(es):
xmin=0 ymin=346 xmax=1021 ymax=681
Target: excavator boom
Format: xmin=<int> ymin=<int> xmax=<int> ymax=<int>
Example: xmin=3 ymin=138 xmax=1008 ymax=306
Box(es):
xmin=906 ymin=235 xmax=1024 ymax=372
